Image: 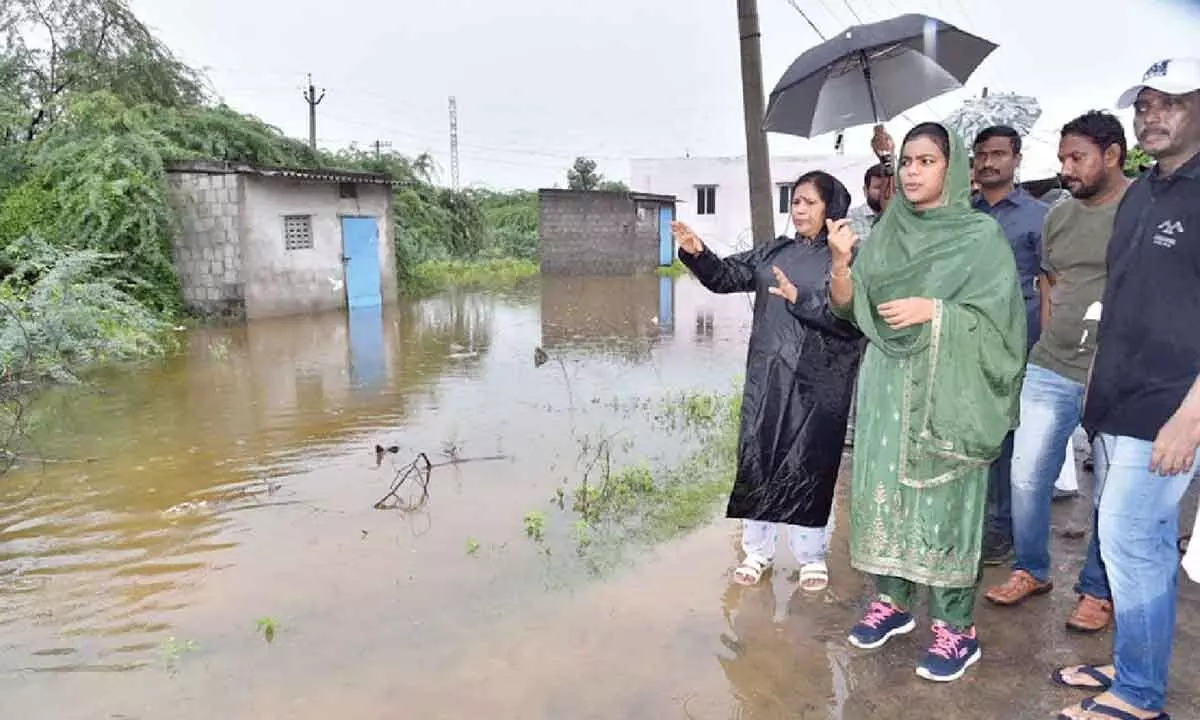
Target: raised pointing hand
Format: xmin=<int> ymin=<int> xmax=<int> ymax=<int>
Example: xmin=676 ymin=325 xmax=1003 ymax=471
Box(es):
xmin=826 ymin=219 xmax=858 ymax=263
xmin=672 ymin=221 xmax=704 ymax=255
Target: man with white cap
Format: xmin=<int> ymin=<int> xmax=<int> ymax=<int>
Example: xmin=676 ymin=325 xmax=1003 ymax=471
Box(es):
xmin=1054 ymin=56 xmax=1200 ymax=720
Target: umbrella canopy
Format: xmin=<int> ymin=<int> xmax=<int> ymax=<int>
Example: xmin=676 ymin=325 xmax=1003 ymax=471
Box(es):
xmin=763 ymin=14 xmax=998 ymax=138
xmin=942 ymin=93 xmax=1042 ymax=145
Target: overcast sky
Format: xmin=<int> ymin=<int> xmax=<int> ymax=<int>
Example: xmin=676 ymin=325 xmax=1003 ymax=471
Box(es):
xmin=128 ymin=0 xmax=1200 ymax=189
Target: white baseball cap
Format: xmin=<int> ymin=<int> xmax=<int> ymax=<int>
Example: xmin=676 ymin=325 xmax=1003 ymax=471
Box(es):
xmin=1117 ymin=57 xmax=1200 ymax=108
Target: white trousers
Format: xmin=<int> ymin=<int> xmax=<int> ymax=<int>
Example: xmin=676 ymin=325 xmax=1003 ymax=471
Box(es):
xmin=741 ymin=520 xmax=828 ymax=565
xmin=1055 ymin=432 xmax=1080 ymax=493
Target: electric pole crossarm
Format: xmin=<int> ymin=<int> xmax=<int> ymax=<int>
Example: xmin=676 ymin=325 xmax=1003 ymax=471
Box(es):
xmin=303 ymin=73 xmax=326 ymax=153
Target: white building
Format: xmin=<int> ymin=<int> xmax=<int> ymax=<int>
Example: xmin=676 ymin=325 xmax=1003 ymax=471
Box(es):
xmin=629 ymin=154 xmax=877 ymax=255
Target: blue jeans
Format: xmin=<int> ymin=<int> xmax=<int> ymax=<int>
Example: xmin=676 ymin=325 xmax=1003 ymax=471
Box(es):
xmin=1010 ymin=364 xmax=1109 ymax=598
xmin=986 ymin=431 xmax=1014 ymax=541
xmin=1094 ymin=432 xmax=1200 ymax=710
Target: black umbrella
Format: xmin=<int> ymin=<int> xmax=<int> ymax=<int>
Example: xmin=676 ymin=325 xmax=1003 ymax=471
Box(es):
xmin=763 ymin=14 xmax=998 ymax=138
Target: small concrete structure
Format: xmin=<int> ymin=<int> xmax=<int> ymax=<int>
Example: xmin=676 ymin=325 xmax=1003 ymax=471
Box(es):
xmin=166 ymin=161 xmax=397 ymax=320
xmin=538 ymin=189 xmax=677 ymax=276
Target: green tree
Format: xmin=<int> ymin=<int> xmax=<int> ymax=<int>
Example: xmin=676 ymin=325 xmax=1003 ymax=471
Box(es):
xmin=1 ymin=239 xmax=166 ymax=471
xmin=567 ymin=156 xmax=602 ymax=190
xmin=0 ymin=0 xmax=204 ymax=144
xmin=1124 ymin=144 xmax=1153 ymax=177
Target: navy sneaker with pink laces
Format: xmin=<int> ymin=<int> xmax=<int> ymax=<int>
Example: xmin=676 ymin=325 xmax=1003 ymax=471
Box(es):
xmin=847 ymin=599 xmax=916 ymax=650
xmin=915 ymin=620 xmax=981 ymax=682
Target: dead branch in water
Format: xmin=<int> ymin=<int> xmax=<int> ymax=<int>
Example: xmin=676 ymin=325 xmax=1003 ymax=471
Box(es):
xmin=374 ymin=452 xmax=433 ymax=510
xmin=372 ymin=446 xmax=510 ymax=510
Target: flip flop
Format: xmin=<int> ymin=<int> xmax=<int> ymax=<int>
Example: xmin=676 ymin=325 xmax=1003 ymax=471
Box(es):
xmin=1051 ymin=664 xmax=1114 ymax=691
xmin=1056 ymin=696 xmax=1169 ymax=720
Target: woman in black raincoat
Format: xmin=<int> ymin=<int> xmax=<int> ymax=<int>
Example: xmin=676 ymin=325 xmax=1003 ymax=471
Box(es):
xmin=674 ymin=171 xmax=865 ymax=591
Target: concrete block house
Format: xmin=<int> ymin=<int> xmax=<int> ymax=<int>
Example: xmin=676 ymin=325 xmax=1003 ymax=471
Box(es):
xmin=165 ymin=161 xmax=397 ymax=320
xmin=537 ymin=189 xmax=677 ymax=276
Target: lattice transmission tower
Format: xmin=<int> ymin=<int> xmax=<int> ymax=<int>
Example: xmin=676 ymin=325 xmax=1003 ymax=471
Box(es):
xmin=448 ymin=96 xmax=460 ymax=189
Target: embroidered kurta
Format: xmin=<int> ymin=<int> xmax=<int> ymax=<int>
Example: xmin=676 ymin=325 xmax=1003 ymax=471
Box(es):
xmin=832 ymin=126 xmax=1027 ymax=588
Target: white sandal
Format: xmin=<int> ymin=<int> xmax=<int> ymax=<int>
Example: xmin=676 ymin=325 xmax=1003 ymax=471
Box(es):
xmin=799 ymin=561 xmax=829 ymax=592
xmin=733 ymin=556 xmax=771 ymax=585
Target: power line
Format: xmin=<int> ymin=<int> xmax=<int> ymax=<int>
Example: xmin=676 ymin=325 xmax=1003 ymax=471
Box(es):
xmin=784 ymin=0 xmax=825 ymax=38
xmin=841 ymin=0 xmax=864 ymax=24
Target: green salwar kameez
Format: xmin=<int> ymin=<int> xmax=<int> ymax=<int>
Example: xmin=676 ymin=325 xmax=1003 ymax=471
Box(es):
xmin=831 ymin=126 xmax=1027 ymax=630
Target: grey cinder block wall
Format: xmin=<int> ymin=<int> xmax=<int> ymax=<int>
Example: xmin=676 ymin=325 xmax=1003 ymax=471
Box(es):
xmin=538 ymin=189 xmax=675 ymax=276
xmin=166 ymin=164 xmax=397 ymax=320
xmin=167 ymin=172 xmax=246 ymax=318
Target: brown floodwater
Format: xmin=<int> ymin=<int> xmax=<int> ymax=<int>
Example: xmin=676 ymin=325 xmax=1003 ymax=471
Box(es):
xmin=3 ymin=274 xmax=1200 ymax=720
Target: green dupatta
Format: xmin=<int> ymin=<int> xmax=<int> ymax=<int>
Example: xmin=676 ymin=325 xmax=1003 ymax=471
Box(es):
xmin=840 ymin=125 xmax=1026 ymax=488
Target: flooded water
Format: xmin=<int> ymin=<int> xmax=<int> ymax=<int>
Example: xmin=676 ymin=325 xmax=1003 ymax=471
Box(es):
xmin=4 ymin=274 xmax=1200 ymax=720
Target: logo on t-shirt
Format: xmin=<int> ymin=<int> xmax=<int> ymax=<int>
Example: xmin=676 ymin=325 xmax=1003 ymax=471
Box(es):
xmin=1154 ymin=219 xmax=1184 ymax=248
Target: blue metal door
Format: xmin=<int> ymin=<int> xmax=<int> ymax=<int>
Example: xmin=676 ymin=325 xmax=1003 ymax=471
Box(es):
xmin=341 ymin=217 xmax=382 ymax=309
xmin=658 ymin=205 xmax=674 ymax=266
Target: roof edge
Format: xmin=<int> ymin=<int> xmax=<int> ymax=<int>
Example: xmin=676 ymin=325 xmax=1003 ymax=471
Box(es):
xmin=537 ymin=188 xmax=677 ymax=203
xmin=166 ymin=159 xmax=394 ymax=185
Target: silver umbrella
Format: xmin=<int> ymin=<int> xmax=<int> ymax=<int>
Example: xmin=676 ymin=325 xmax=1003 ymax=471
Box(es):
xmin=942 ymin=93 xmax=1042 ymax=145
xmin=763 ymin=13 xmax=998 ymax=138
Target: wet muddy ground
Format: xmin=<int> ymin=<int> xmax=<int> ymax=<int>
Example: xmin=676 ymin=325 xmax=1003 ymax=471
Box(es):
xmin=2 ymin=275 xmax=1198 ymax=719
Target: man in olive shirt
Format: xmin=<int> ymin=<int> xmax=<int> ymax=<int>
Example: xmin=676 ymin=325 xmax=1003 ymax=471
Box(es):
xmin=983 ymin=111 xmax=1130 ymax=634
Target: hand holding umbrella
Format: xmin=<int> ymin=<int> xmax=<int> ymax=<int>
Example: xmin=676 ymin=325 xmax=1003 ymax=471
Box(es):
xmin=871 ymin=124 xmax=896 ymax=162
xmin=870 ymin=124 xmax=899 ymax=211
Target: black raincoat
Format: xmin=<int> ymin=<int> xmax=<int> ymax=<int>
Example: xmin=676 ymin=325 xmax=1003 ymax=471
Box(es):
xmin=679 ymin=206 xmax=865 ymax=528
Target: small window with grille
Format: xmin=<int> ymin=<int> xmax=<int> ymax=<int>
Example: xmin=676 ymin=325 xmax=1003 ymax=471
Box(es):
xmin=338 ymin=182 xmax=357 ymax=199
xmin=284 ymin=215 xmax=313 ymax=250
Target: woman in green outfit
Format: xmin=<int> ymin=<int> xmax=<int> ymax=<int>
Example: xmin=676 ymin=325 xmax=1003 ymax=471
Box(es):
xmin=827 ymin=122 xmax=1027 ymax=683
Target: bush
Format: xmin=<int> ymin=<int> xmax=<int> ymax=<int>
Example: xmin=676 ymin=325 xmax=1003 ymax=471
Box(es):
xmin=1 ymin=241 xmax=168 ymax=464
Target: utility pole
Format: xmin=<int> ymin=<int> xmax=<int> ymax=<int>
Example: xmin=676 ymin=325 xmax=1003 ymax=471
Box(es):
xmin=736 ymin=0 xmax=774 ymax=246
xmin=448 ymin=96 xmax=460 ymax=190
xmin=303 ymin=73 xmax=326 ymax=153
xmin=371 ymin=139 xmax=392 ymax=161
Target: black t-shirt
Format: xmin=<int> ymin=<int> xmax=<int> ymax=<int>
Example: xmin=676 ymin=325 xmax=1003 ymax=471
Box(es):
xmin=1082 ymin=152 xmax=1200 ymax=442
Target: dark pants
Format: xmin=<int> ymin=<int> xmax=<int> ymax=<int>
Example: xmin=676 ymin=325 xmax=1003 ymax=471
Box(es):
xmin=986 ymin=430 xmax=1015 ymax=542
xmin=986 ymin=304 xmax=1040 ymax=544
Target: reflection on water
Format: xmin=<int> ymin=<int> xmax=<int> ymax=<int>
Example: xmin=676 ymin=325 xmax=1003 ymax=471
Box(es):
xmin=0 ymin=275 xmax=751 ymax=700
xmin=658 ymin=276 xmax=675 ymax=335
xmin=347 ymin=306 xmax=387 ymax=389
xmin=540 ymin=275 xmax=665 ymax=361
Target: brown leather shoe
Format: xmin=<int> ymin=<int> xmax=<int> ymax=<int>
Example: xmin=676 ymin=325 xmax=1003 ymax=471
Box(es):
xmin=984 ymin=570 xmax=1054 ymax=606
xmin=1066 ymin=594 xmax=1113 ymax=633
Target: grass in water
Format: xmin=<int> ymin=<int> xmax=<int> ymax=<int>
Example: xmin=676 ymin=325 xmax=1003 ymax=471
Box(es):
xmin=402 ymin=258 xmax=539 ymax=296
xmin=256 ymin=617 xmax=279 ymax=643
xmin=547 ymin=387 xmax=742 ymax=569
xmin=655 ymin=259 xmax=689 ymax=278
